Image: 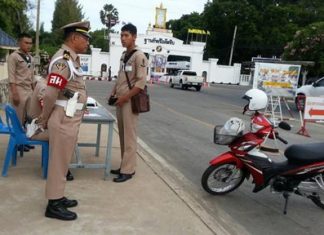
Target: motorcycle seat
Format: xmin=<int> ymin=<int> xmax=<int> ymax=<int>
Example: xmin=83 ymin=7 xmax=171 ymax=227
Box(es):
xmin=284 ymin=142 xmax=324 ymax=164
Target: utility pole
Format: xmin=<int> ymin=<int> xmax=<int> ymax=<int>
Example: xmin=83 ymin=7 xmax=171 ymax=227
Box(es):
xmin=35 ymin=0 xmax=41 ymax=74
xmin=228 ymin=25 xmax=237 ymax=66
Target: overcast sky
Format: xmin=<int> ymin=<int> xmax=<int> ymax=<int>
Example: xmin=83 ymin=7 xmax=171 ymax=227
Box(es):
xmin=33 ymin=0 xmax=207 ymax=34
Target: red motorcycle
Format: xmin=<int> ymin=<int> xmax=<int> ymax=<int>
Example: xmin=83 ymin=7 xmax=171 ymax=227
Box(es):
xmin=201 ymin=89 xmax=324 ymax=214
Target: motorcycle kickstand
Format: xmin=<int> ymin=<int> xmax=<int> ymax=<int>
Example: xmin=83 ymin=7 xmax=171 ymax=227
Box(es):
xmin=283 ymin=192 xmax=290 ymax=215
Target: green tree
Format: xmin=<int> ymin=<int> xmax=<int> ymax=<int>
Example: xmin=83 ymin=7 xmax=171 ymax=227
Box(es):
xmin=38 ymin=23 xmax=57 ymax=56
xmin=52 ymin=0 xmax=84 ymax=43
xmin=202 ymin=0 xmax=262 ymax=63
xmin=167 ymin=12 xmax=203 ymax=44
xmin=99 ymin=4 xmax=119 ymax=52
xmin=100 ymin=4 xmax=119 ymax=29
xmin=89 ymin=29 xmax=109 ymax=52
xmin=169 ymin=0 xmax=324 ymax=68
xmin=283 ymin=22 xmax=324 ymax=76
xmin=0 ymin=0 xmax=33 ymax=37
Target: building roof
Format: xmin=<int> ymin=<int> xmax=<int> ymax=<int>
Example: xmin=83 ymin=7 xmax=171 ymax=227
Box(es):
xmin=0 ymin=28 xmax=18 ymax=50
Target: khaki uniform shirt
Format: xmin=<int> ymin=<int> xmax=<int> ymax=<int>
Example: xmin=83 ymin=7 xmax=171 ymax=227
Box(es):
xmin=7 ymin=49 xmax=34 ymax=89
xmin=41 ymin=44 xmax=87 ymax=123
xmin=115 ymin=47 xmax=147 ymax=96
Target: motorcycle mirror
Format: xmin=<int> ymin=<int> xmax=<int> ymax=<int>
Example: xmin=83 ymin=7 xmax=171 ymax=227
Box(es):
xmin=278 ymin=121 xmax=291 ymax=131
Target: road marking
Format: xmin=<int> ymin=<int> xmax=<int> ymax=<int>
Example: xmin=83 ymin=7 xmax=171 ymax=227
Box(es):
xmin=152 ymin=100 xmax=215 ymax=128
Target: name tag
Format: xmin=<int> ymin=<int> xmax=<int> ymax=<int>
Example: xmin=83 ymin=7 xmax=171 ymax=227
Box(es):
xmin=125 ymin=65 xmax=132 ymax=72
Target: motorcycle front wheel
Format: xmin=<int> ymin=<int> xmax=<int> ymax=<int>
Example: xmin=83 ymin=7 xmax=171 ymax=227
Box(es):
xmin=201 ymin=163 xmax=246 ymax=195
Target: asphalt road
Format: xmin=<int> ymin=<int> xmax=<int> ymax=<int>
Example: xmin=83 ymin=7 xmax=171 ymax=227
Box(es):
xmin=86 ymin=80 xmax=324 ymax=235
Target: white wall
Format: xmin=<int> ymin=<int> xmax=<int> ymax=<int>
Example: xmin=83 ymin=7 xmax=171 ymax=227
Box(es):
xmin=0 ymin=63 xmax=8 ymax=80
xmin=86 ymin=31 xmax=242 ymax=84
xmin=207 ymin=61 xmax=241 ymax=84
xmin=0 ymin=50 xmax=10 ymax=80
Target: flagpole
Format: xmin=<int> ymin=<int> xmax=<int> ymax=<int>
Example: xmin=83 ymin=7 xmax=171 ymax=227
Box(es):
xmin=229 ymin=25 xmax=237 ymax=66
xmin=35 ymin=0 xmax=41 ymax=74
xmin=186 ymin=30 xmax=189 ymax=44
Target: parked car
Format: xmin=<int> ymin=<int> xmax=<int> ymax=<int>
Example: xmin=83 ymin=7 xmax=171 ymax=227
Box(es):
xmin=169 ymin=70 xmax=204 ymax=91
xmin=159 ymin=73 xmax=173 ymax=83
xmin=295 ymin=77 xmax=324 ymax=110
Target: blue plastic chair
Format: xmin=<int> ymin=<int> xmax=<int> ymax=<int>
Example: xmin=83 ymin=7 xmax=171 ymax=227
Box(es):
xmin=0 ymin=115 xmax=10 ymax=134
xmin=2 ymin=104 xmax=49 ymax=178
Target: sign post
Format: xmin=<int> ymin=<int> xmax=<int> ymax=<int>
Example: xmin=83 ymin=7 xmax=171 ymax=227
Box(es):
xmin=297 ymin=97 xmax=324 ymax=137
xmin=253 ymin=62 xmax=301 ymax=122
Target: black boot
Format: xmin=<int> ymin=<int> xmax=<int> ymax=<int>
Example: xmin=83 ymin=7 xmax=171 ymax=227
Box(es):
xmin=110 ymin=168 xmax=120 ymax=175
xmin=66 ymin=170 xmax=74 ymax=181
xmin=45 ymin=198 xmax=77 ymax=221
xmin=60 ymin=197 xmax=78 ymax=208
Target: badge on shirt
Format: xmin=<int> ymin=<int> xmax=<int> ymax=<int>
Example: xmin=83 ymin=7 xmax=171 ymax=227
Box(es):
xmin=55 ymin=62 xmax=67 ymax=71
xmin=125 ymin=65 xmax=132 ymax=72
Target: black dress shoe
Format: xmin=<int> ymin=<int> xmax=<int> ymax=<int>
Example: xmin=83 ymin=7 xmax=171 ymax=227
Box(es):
xmin=66 ymin=170 xmax=74 ymax=181
xmin=60 ymin=197 xmax=78 ymax=208
xmin=113 ymin=173 xmax=134 ymax=183
xmin=110 ymin=168 xmax=135 ymax=176
xmin=45 ymin=199 xmax=77 ymax=221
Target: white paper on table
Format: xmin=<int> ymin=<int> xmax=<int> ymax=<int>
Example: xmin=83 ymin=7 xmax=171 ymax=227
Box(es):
xmin=84 ymin=113 xmax=101 ymax=117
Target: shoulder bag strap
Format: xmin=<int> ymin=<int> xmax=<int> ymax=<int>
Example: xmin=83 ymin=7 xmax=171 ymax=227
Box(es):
xmin=123 ymin=50 xmax=137 ymax=90
xmin=17 ymin=52 xmax=31 ymax=64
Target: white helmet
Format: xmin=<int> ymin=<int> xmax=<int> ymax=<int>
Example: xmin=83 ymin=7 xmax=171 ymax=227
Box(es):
xmin=242 ymin=89 xmax=268 ymax=111
xmin=220 ymin=117 xmax=245 ymax=136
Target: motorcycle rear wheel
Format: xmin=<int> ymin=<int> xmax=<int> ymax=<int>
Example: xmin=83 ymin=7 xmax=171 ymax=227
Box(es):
xmin=201 ymin=163 xmax=246 ymax=195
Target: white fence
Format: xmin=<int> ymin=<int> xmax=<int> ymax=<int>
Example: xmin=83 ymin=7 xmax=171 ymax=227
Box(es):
xmin=239 ymin=74 xmax=251 ymax=86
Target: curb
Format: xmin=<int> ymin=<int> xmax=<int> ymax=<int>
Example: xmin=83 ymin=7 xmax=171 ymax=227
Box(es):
xmin=137 ymin=138 xmax=250 ymax=235
xmin=104 ymin=106 xmax=247 ymax=235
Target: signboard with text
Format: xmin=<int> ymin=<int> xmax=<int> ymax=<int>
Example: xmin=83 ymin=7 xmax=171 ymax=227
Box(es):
xmin=253 ymin=63 xmax=301 ymax=97
xmin=304 ymin=97 xmax=324 ymax=120
xmin=79 ymin=55 xmax=91 ymax=74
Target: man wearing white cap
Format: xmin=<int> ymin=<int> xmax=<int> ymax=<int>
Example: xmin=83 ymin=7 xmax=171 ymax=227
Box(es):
xmin=39 ymin=21 xmax=90 ymax=221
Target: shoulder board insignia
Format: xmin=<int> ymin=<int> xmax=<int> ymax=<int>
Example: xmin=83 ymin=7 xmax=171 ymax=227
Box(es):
xmin=63 ymin=50 xmax=71 ymax=60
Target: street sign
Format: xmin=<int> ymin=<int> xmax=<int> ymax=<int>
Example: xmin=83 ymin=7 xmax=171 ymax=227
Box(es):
xmin=253 ymin=62 xmax=301 ymax=97
xmin=304 ymin=97 xmax=324 ymax=120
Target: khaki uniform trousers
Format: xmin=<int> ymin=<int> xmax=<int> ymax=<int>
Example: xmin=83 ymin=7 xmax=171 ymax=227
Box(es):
xmin=10 ymin=86 xmax=32 ymax=124
xmin=45 ymin=106 xmax=82 ymax=199
xmin=116 ymin=101 xmax=138 ymax=174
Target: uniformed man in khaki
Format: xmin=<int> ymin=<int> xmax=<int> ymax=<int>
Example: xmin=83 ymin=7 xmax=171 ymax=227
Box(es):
xmin=110 ymin=23 xmax=147 ymax=183
xmin=27 ymin=77 xmax=74 ymax=180
xmin=7 ymin=33 xmax=35 ymax=151
xmin=39 ymin=21 xmax=90 ymax=221
xmin=8 ymin=33 xmax=34 ymax=123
